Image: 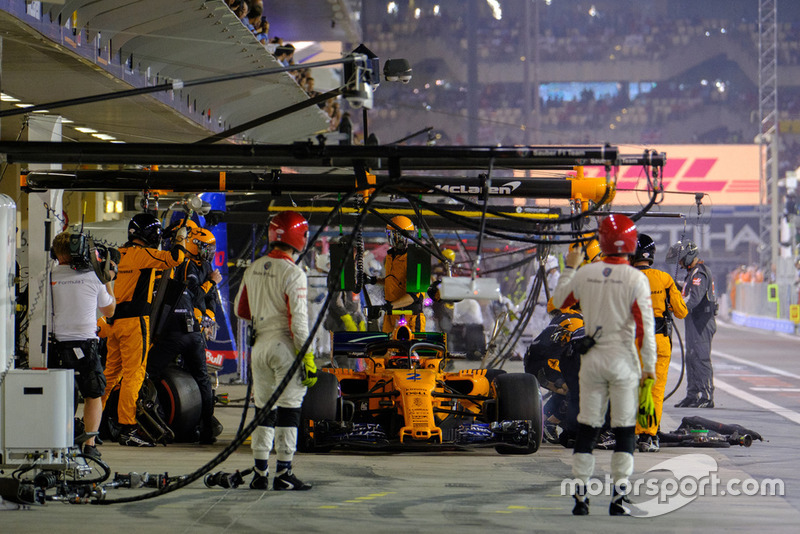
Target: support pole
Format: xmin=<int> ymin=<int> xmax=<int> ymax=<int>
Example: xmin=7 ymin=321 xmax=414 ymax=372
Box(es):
xmin=26 ymin=115 xmax=64 ymax=368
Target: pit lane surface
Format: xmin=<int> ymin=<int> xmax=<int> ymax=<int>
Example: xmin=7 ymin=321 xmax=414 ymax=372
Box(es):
xmin=2 ymin=320 xmax=798 ymax=532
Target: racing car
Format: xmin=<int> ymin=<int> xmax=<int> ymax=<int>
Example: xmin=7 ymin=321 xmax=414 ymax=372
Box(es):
xmin=299 ymin=325 xmax=543 ymax=454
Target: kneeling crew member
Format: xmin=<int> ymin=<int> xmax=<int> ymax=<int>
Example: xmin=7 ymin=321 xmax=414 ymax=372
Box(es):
xmin=148 ymin=226 xmax=222 ymax=444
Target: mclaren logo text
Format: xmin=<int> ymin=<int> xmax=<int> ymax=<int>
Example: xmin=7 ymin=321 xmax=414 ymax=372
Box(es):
xmin=432 ymin=181 xmax=522 ymax=195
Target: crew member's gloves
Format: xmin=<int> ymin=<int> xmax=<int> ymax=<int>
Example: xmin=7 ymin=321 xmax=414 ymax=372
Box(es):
xmin=637 ymin=377 xmax=656 ymax=429
xmin=382 ymin=301 xmax=394 ymax=314
xmin=340 ymin=313 xmax=357 ymax=332
xmin=175 ymin=226 xmax=189 ymax=243
xmin=301 ymin=353 xmax=317 ymax=387
xmin=364 ymin=275 xmax=378 ymax=285
xmin=201 ymin=316 xmax=218 ymax=341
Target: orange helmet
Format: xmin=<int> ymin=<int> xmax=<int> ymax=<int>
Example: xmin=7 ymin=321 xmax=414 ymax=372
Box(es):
xmin=387 ymin=215 xmax=414 ymax=250
xmin=584 ymin=239 xmax=602 ymax=263
xmin=547 ymin=297 xmax=580 ymax=316
xmin=186 ymin=228 xmax=216 ymax=262
xmin=570 ymin=235 xmax=602 ymax=264
xmin=392 ymin=323 xmax=415 ymax=342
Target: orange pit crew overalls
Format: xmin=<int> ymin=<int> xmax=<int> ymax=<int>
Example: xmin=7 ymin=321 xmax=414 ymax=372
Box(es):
xmin=101 ymin=244 xmax=184 ymax=426
xmin=382 ymin=250 xmax=426 ymax=333
xmin=634 ymin=266 xmax=688 ymax=436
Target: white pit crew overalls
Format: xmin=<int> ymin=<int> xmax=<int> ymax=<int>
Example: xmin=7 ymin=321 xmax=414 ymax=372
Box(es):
xmin=552 ymin=257 xmax=656 ymax=488
xmin=234 ymin=249 xmax=309 ymax=464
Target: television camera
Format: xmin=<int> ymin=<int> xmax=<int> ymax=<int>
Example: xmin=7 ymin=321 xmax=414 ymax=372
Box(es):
xmin=65 ymin=232 xmax=120 ymax=283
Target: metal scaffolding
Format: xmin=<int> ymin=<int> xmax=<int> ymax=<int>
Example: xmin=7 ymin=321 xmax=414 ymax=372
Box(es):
xmin=758 ymin=0 xmax=779 ymax=269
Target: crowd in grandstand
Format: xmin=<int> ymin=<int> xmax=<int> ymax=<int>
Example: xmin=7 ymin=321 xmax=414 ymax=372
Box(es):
xmin=224 ymin=0 xmax=341 ymax=130
xmin=361 ymin=0 xmax=800 ymax=170
xmin=222 ymin=0 xmax=800 ymax=167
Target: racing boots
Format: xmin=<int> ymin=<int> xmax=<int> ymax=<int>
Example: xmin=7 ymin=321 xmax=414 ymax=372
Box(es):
xmin=609 ymin=487 xmax=631 ymax=516
xmin=250 ymin=472 xmax=270 ymax=490
xmin=637 ymin=434 xmax=660 ymax=453
xmin=572 ymin=485 xmax=589 ymax=516
xmin=118 ymin=425 xmax=155 ymax=447
xmin=273 ymin=470 xmax=312 ymax=491
xmin=543 ymin=422 xmax=560 ymax=444
xmin=595 ymin=430 xmax=616 ymax=450
xmin=686 ymin=397 xmax=714 ymax=408
xmin=82 ymin=444 xmax=102 ymax=459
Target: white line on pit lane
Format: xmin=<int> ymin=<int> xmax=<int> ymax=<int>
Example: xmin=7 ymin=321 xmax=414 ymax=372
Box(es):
xmin=749 ymin=387 xmax=800 ymax=392
xmin=711 ymin=349 xmax=800 ymax=380
xmin=715 ymin=379 xmax=800 ymax=425
xmin=669 ymin=362 xmax=800 ymax=426
xmin=717 ymin=320 xmax=799 ymax=341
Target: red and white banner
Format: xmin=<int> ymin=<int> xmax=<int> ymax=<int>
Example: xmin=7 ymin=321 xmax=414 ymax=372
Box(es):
xmin=582 ymin=144 xmax=761 ymax=206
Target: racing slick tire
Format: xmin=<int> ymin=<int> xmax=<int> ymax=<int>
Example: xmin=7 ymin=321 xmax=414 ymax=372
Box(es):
xmin=485 ymin=368 xmax=507 ymax=384
xmin=298 ymin=371 xmax=339 ymax=453
xmin=156 ymin=366 xmax=202 ymax=442
xmin=493 ymin=373 xmax=543 ymax=455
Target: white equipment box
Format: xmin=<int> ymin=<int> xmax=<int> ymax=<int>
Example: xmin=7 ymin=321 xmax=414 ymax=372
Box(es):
xmin=439 ymin=276 xmax=501 ymax=301
xmin=1 ymin=369 xmax=74 ymax=450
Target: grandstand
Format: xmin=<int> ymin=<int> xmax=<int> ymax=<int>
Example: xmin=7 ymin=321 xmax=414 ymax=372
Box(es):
xmin=361 ymin=0 xmax=800 ymax=170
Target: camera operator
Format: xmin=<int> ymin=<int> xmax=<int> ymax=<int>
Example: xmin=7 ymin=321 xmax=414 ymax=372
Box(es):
xmin=101 ymin=213 xmax=186 ymax=447
xmin=49 ymin=231 xmax=116 ymax=459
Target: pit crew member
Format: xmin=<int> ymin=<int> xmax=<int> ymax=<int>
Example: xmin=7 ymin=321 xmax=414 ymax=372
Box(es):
xmin=101 ymin=213 xmax=186 ymax=447
xmin=667 ymin=239 xmax=717 ymax=408
xmin=631 ymin=234 xmax=687 ymax=451
xmin=524 ymin=299 xmax=584 ymax=444
xmin=234 ymin=211 xmax=315 ymax=491
xmin=552 ymin=215 xmax=656 ymax=516
xmin=147 ymin=226 xmax=222 ymax=444
xmin=378 ymin=216 xmax=426 ymax=333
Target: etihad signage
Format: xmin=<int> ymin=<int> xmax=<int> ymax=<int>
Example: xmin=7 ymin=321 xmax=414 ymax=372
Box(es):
xmin=581 ymin=144 xmax=761 ymax=206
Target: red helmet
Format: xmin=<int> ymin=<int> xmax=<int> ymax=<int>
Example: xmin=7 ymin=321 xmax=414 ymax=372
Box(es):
xmin=268 ymin=211 xmax=309 ymax=253
xmin=598 ymin=214 xmax=637 ymax=256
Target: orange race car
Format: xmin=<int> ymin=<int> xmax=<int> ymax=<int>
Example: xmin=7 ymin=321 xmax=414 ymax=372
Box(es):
xmin=299 ymin=325 xmax=543 ymax=454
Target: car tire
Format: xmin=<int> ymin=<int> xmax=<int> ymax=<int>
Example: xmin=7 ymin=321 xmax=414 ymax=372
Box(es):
xmin=156 ymin=366 xmax=203 ymax=442
xmin=485 ymin=368 xmax=507 ymax=384
xmin=298 ymin=372 xmax=339 ymax=452
xmin=493 ymin=373 xmax=543 ymax=455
